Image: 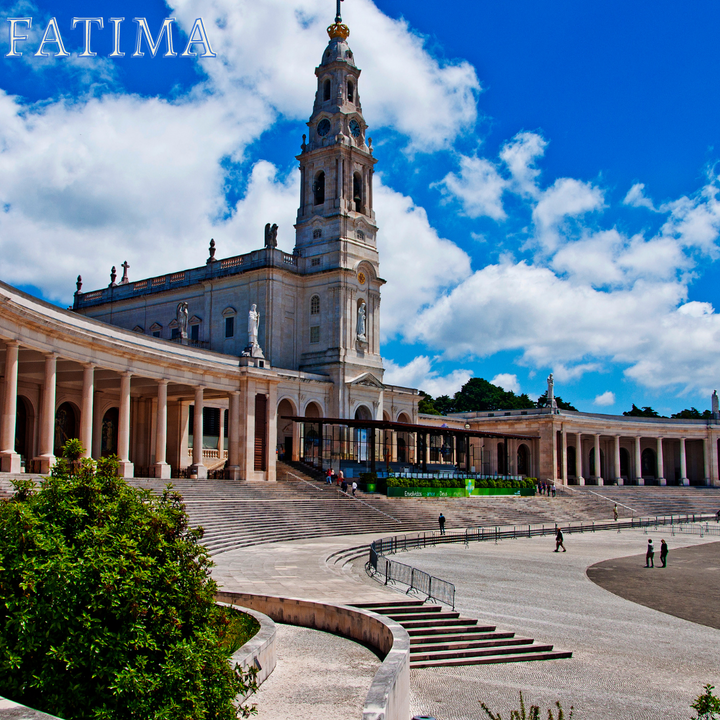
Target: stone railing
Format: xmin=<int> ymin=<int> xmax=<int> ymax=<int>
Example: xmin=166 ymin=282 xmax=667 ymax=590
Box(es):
xmin=216 ymin=591 xmax=410 ymax=720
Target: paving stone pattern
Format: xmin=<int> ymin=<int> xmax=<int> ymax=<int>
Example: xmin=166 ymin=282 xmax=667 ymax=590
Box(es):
xmin=248 ymin=624 xmax=380 ymax=720
xmin=364 ymin=530 xmax=720 ymax=720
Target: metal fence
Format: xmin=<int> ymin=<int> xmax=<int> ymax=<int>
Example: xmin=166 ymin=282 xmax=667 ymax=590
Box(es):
xmin=367 ymin=513 xmax=717 ymax=609
xmin=368 ymin=542 xmax=456 ymax=609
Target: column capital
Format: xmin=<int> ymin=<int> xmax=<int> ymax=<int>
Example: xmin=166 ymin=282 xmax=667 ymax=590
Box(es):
xmin=121 ymin=370 xmax=132 ymax=378
xmin=45 ymin=351 xmax=59 ymax=360
xmin=157 ymin=378 xmax=169 ymax=386
xmin=3 ymin=339 xmax=20 ymax=349
xmin=83 ymin=362 xmax=97 ymax=370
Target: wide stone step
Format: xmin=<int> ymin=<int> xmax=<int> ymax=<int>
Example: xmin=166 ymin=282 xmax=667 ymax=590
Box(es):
xmin=400 ymin=616 xmax=475 ymax=629
xmin=406 ymin=623 xmax=496 ymax=636
xmin=385 ymin=610 xmax=455 ymax=622
xmin=410 ymin=649 xmax=573 ymax=668
xmin=411 ymin=636 xmax=532 ymax=653
xmin=409 ymin=630 xmax=511 ymax=645
xmin=411 ymin=642 xmax=555 ymax=663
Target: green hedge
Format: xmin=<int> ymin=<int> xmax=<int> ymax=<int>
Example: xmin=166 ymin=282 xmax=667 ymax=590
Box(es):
xmin=386 ymin=476 xmax=535 ymax=489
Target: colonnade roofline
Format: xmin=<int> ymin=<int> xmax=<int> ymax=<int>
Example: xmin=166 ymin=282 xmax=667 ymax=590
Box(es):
xmin=282 ymin=415 xmax=538 ymax=440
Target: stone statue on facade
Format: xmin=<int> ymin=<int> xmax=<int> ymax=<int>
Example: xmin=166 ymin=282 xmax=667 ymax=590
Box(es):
xmin=241 ymin=303 xmax=265 ymax=359
xmin=547 ymin=373 xmax=557 ymax=411
xmin=176 ymin=301 xmax=189 ymax=342
xmin=120 ymin=260 xmax=130 ymax=285
xmin=713 ymin=390 xmax=719 ymax=416
xmin=357 ymin=301 xmax=367 ymax=341
xmin=264 ymin=223 xmax=278 ymax=248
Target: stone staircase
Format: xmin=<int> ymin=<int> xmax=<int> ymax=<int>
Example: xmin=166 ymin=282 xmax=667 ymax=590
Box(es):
xmin=354 ymin=599 xmax=572 ymax=668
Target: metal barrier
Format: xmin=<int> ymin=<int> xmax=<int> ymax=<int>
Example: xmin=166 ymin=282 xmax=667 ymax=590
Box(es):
xmin=367 ymin=513 xmax=717 ymax=609
xmin=369 ymin=542 xmax=455 ymax=609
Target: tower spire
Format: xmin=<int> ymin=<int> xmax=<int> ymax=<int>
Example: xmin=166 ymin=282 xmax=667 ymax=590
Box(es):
xmin=328 ymin=0 xmax=349 ymax=40
xmin=335 ymin=0 xmax=343 ymax=23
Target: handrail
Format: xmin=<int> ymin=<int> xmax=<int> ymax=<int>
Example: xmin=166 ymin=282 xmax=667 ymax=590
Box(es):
xmin=585 ymin=489 xmax=637 ymax=514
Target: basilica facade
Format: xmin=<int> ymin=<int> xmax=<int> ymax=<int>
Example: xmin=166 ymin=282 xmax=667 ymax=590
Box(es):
xmin=1 ymin=18 xmax=720 ymax=487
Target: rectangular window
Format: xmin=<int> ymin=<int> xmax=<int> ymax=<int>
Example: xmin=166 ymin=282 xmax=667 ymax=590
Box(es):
xmin=153 ymin=331 xmax=161 ymax=338
xmin=311 ymin=257 xmax=322 ymax=266
xmin=191 ymin=325 xmax=200 ymax=342
xmin=310 ymin=326 xmax=320 ymax=343
xmin=171 ymin=328 xmax=180 ymax=340
xmin=225 ymin=316 xmax=235 ymax=338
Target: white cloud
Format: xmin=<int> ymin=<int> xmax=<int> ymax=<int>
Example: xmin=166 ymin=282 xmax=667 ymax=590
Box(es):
xmin=383 ymin=356 xmax=471 ymax=397
xmin=594 ymin=391 xmax=615 ymax=406
xmin=437 ymin=155 xmax=507 ymax=220
xmin=375 ymin=179 xmax=472 ymax=339
xmin=490 ymin=373 xmax=520 ymax=393
xmin=532 ymin=178 xmax=604 ymax=251
xmin=623 ymin=183 xmax=657 ymax=211
xmin=499 ymin=132 xmax=547 ymax=198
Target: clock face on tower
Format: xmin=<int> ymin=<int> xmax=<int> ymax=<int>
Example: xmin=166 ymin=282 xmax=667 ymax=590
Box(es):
xmin=349 ymin=119 xmax=361 ymax=138
xmin=317 ymin=119 xmax=331 ymax=137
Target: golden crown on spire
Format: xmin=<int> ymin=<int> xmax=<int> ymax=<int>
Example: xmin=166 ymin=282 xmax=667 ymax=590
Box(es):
xmin=327 ymin=22 xmax=350 ymax=40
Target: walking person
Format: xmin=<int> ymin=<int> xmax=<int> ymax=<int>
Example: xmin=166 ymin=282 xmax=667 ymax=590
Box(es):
xmin=554 ymin=526 xmax=566 ymax=552
xmin=613 ymin=503 xmax=618 ymax=521
xmin=337 ymin=469 xmax=344 ymax=486
xmin=660 ymin=539 xmax=668 ymax=568
xmin=438 ymin=513 xmax=446 ymax=535
xmin=645 ymin=539 xmax=655 ymax=568
xmin=351 ymin=481 xmax=357 ymax=497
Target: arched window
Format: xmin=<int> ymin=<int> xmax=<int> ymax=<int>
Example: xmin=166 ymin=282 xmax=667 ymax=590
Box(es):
xmin=323 ymin=79 xmax=331 ymax=101
xmin=310 ymin=295 xmax=320 ymax=315
xmin=353 ymin=172 xmax=362 ymax=212
xmin=314 ymin=171 xmax=325 ymax=205
xmin=347 ymin=80 xmax=354 ymax=102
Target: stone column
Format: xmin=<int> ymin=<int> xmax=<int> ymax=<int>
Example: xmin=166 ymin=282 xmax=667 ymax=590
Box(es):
xmin=37 ymin=353 xmax=57 ymax=474
xmin=614 ymin=435 xmax=623 ymax=485
xmin=657 ymin=437 xmax=666 ymax=485
xmin=192 ymin=386 xmax=207 ymax=479
xmin=80 ymin=364 xmax=94 ymax=458
xmin=0 ymin=342 xmax=22 ymax=473
xmin=154 ymin=380 xmax=171 ymax=479
xmin=710 ymin=433 xmax=719 ymax=487
xmin=267 ymin=386 xmax=278 ymax=481
xmin=679 ymin=437 xmax=689 ymax=485
xmin=594 ymin=434 xmax=603 ymax=485
xmin=703 ymin=436 xmax=711 ymax=486
xmin=575 ymin=432 xmax=584 ymax=485
xmin=561 ymin=429 xmax=568 ymax=485
xmin=227 ymin=391 xmax=241 ymax=480
xmin=117 ymin=372 xmax=134 ymax=478
xmin=218 ymin=408 xmax=226 ymax=459
xmin=634 ymin=436 xmax=643 ymax=485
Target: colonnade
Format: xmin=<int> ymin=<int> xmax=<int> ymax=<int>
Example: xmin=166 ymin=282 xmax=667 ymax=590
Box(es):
xmin=559 ymin=428 xmax=719 ymax=486
xmin=0 ymin=340 xmax=277 ymax=481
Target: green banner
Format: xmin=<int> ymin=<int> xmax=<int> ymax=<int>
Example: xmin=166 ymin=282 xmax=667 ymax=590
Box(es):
xmin=386 ymin=486 xmax=536 ymax=498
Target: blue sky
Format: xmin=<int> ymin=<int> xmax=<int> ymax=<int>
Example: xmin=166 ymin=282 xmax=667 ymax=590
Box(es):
xmin=2 ymin=0 xmax=720 ymax=416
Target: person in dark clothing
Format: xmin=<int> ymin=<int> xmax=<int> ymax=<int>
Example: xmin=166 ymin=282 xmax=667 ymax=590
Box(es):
xmin=645 ymin=539 xmax=655 ymax=568
xmin=660 ymin=539 xmax=668 ymax=568
xmin=554 ymin=527 xmax=566 ymax=552
xmin=438 ymin=513 xmax=446 ymax=535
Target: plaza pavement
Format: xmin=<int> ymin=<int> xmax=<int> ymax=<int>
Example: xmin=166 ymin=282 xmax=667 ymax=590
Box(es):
xmin=213 ymin=528 xmax=720 ymax=720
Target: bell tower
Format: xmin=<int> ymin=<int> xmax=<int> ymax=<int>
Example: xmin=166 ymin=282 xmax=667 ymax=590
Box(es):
xmin=294 ymin=8 xmax=384 ymax=417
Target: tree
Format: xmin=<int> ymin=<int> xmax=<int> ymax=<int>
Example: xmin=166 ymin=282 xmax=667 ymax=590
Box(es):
xmin=536 ymin=392 xmax=578 ymax=412
xmin=0 ymin=443 xmax=257 ymax=720
xmin=418 ymin=391 xmax=442 ymax=415
xmin=671 ymin=407 xmax=712 ymax=419
xmin=623 ymin=404 xmax=664 ymax=418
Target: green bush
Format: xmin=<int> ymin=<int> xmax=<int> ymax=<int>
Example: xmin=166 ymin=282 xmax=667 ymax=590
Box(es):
xmin=0 ymin=442 xmax=257 ymax=720
xmin=385 ymin=475 xmax=531 ymax=490
xmin=692 ymin=684 xmax=720 ymax=719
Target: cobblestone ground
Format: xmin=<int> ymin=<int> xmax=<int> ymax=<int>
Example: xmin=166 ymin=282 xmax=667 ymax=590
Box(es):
xmin=354 ymin=529 xmax=720 ymax=720
xmin=250 ymin=624 xmax=380 ymax=720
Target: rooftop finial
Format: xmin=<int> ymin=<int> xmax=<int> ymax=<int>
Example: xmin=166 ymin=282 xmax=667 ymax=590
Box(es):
xmin=328 ymin=0 xmax=349 ymax=39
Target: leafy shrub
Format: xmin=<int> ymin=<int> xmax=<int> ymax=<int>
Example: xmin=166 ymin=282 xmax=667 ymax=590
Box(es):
xmin=0 ymin=442 xmax=257 ymax=720
xmin=692 ymin=684 xmax=720 ymax=719
xmin=386 ymin=476 xmax=532 ymax=489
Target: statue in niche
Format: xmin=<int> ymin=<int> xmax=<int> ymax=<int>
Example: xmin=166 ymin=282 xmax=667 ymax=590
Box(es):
xmin=176 ymin=301 xmax=189 ymax=340
xmin=248 ymin=304 xmax=260 ymax=346
xmin=264 ymin=223 xmax=278 ymax=248
xmin=357 ymin=301 xmax=367 ymax=341
xmin=713 ymin=390 xmax=719 ymax=416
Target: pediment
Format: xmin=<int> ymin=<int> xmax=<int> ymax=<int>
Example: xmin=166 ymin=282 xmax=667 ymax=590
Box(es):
xmin=347 ymin=372 xmax=384 ymax=389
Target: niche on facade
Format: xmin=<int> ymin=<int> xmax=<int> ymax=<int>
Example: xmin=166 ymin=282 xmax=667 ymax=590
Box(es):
xmin=101 ymin=407 xmax=119 ymax=457
xmin=313 ymin=171 xmax=325 ymax=205
xmin=54 ymin=401 xmax=79 ymax=456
